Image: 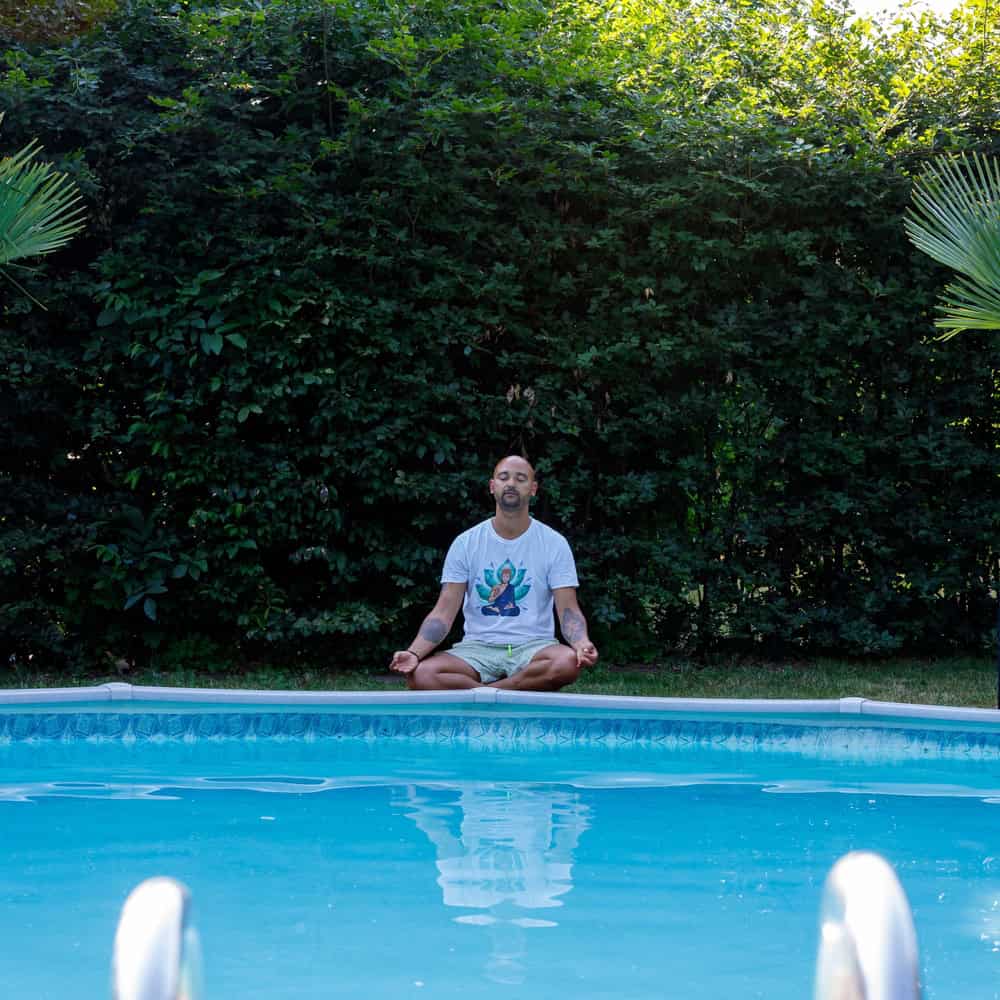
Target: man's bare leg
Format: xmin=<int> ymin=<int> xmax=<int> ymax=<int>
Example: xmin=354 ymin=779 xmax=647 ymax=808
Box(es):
xmin=490 ymin=644 xmax=580 ymax=692
xmin=406 ymin=653 xmax=484 ymax=690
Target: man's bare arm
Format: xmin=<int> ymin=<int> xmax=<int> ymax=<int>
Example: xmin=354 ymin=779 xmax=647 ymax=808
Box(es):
xmin=390 ymin=583 xmax=466 ymax=673
xmin=553 ymin=587 xmax=599 ymax=667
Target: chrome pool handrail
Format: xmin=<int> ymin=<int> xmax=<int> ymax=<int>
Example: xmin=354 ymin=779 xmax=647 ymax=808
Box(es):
xmin=814 ymin=851 xmax=920 ymax=1000
xmin=112 ymin=877 xmax=203 ymax=1000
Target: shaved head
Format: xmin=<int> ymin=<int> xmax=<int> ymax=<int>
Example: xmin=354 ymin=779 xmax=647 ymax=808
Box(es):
xmin=492 ymin=455 xmax=535 ymax=480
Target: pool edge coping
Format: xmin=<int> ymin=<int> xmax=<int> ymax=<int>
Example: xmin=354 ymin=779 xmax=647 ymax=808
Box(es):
xmin=0 ymin=683 xmax=996 ymax=723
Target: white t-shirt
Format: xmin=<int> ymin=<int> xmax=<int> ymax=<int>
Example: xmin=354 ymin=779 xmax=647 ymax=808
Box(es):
xmin=441 ymin=518 xmax=579 ymax=644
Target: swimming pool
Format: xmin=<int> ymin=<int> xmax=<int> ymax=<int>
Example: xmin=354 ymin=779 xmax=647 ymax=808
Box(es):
xmin=3 ymin=687 xmax=999 ymax=998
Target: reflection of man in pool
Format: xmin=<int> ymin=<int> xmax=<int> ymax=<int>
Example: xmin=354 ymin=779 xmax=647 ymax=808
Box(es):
xmin=389 ymin=455 xmax=599 ymax=690
xmin=483 ymin=565 xmax=519 ymax=616
xmin=399 ymin=784 xmax=590 ymax=984
xmin=402 ymin=785 xmax=589 ymax=909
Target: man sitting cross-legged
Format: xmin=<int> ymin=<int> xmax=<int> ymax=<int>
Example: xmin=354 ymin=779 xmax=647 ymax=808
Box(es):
xmin=389 ymin=455 xmax=599 ymax=691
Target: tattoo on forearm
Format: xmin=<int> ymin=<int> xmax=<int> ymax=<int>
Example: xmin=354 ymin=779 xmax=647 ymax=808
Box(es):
xmin=561 ymin=608 xmax=587 ymax=643
xmin=418 ymin=616 xmax=449 ymax=644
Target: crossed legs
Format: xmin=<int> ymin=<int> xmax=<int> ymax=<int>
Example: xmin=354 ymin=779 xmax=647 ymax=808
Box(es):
xmin=405 ymin=645 xmax=581 ymax=692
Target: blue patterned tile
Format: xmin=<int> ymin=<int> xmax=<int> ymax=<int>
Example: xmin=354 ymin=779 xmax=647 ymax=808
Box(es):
xmin=256 ymin=714 xmax=278 ymax=738
xmin=12 ymin=715 xmax=37 ymax=740
xmin=314 ymin=714 xmax=338 ymax=739
xmin=403 ymin=716 xmax=429 ymax=739
xmin=0 ymin=710 xmax=999 ymax=763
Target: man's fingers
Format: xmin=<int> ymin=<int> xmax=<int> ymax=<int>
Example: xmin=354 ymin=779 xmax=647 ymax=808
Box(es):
xmin=389 ymin=653 xmax=416 ymax=674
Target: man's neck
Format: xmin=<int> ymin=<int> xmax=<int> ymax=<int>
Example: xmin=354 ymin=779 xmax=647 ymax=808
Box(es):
xmin=492 ymin=509 xmax=531 ymax=540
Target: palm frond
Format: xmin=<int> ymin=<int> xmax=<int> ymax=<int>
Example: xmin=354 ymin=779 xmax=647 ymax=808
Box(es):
xmin=933 ymin=274 xmax=1000 ymax=339
xmin=904 ymin=152 xmax=1000 ymax=336
xmin=0 ymin=136 xmax=86 ymax=267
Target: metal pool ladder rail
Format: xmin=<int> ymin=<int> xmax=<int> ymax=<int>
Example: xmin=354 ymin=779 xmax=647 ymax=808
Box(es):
xmin=109 ymin=852 xmax=916 ymax=1000
xmin=112 ymin=877 xmax=203 ymax=1000
xmin=815 ymin=851 xmax=921 ymax=1000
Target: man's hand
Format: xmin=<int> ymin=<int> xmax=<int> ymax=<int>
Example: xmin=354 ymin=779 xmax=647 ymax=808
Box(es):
xmin=389 ymin=650 xmax=420 ymax=675
xmin=573 ymin=640 xmax=599 ymax=668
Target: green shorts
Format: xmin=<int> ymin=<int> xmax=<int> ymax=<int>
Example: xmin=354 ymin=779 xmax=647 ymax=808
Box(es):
xmin=447 ymin=638 xmax=560 ymax=684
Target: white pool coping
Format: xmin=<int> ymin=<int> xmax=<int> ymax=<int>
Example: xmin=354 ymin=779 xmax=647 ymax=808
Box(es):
xmin=0 ymin=683 xmax=997 ymax=724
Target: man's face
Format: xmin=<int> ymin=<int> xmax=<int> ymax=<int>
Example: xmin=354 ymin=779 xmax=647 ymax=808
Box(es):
xmin=490 ymin=457 xmax=537 ymax=512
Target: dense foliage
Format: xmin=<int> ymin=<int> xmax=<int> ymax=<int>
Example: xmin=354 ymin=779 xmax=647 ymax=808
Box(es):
xmin=2 ymin=0 xmax=999 ymax=673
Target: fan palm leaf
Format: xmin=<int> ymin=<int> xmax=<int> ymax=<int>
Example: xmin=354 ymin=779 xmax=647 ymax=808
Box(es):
xmin=904 ymin=152 xmax=1000 ymax=339
xmin=0 ymin=134 xmax=86 ymax=268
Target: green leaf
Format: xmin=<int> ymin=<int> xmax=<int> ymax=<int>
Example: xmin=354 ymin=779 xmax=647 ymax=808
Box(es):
xmin=143 ymin=597 xmax=157 ymax=621
xmin=200 ymin=332 xmax=224 ymax=354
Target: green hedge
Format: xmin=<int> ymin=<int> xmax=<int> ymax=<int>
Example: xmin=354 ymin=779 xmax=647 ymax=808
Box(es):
xmin=2 ymin=0 xmax=999 ymax=672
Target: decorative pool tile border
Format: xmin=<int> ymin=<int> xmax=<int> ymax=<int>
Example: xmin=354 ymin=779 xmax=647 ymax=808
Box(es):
xmin=2 ymin=710 xmax=1000 ymax=759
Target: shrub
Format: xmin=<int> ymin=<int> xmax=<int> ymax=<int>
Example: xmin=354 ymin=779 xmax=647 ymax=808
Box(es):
xmin=2 ymin=0 xmax=998 ymax=673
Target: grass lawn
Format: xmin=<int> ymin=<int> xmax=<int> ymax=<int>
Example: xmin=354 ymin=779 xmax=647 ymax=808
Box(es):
xmin=8 ymin=655 xmax=998 ymax=708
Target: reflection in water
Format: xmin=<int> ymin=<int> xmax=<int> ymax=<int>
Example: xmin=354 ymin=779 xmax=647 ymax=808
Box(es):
xmin=399 ymin=784 xmax=589 ymax=984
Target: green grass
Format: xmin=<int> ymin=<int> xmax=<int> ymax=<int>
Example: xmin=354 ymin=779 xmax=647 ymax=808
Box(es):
xmin=6 ymin=655 xmax=997 ymax=708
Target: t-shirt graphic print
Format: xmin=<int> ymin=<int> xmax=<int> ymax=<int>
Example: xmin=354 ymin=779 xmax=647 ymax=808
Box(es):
xmin=477 ymin=560 xmax=528 ymax=617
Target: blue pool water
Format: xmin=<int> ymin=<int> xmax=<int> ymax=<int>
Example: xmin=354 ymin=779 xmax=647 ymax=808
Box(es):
xmin=2 ymin=704 xmax=999 ymax=998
